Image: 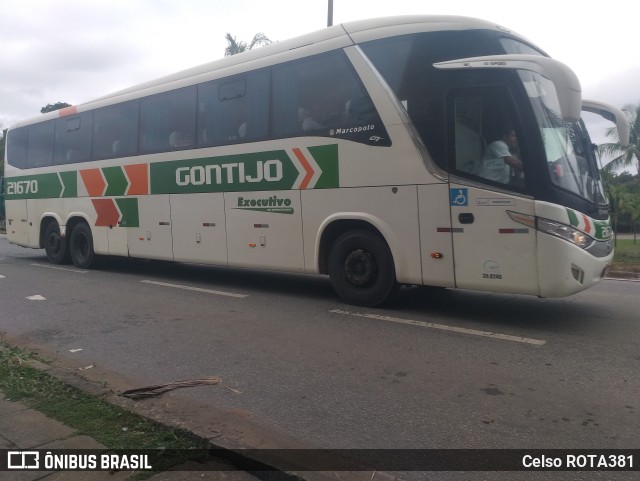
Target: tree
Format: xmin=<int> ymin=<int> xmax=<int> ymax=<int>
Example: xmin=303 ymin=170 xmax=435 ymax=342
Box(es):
xmin=600 ymin=103 xmax=640 ymax=175
xmin=622 ymin=191 xmax=640 ymax=243
xmin=0 ymin=129 xmax=5 ymax=223
xmin=224 ymin=33 xmax=272 ymax=56
xmin=41 ymin=102 xmax=72 ymax=114
xmin=0 ymin=128 xmax=5 ymax=178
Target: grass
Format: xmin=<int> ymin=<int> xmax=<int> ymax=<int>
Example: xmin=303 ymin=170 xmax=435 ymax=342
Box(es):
xmin=612 ymin=238 xmax=640 ymax=272
xmin=0 ymin=343 xmax=210 ymax=478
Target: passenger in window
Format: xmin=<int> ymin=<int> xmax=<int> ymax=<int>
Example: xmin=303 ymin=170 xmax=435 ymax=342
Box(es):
xmin=112 ymin=140 xmax=122 ymax=156
xmin=169 ymin=131 xmax=192 ymax=148
xmin=228 ymin=102 xmax=248 ymax=141
xmin=301 ymin=103 xmax=326 ymax=131
xmin=478 ymin=128 xmax=523 ymax=185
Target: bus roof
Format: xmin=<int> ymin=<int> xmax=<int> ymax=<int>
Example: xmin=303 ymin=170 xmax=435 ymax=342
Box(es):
xmin=13 ymin=15 xmax=526 ymax=128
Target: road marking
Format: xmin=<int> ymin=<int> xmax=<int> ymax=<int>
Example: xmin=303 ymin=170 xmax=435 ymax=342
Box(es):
xmin=329 ymin=309 xmax=546 ymax=346
xmin=141 ymin=280 xmax=248 ymax=298
xmin=31 ymin=263 xmax=89 ymax=274
xmin=26 ymin=294 xmax=47 ymax=301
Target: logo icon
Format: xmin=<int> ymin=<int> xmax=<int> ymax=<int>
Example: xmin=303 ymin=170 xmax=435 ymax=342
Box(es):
xmin=450 ymin=188 xmax=468 ymax=206
xmin=8 ymin=451 xmax=40 ymax=469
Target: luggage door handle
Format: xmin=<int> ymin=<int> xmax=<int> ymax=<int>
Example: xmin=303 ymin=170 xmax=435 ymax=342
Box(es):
xmin=458 ymin=213 xmax=475 ymax=224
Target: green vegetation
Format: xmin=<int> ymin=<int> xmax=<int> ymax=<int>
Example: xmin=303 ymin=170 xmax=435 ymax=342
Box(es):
xmin=612 ymin=239 xmax=640 ymax=272
xmin=600 ymin=103 xmax=640 ymax=175
xmin=606 ymin=172 xmax=640 ymax=239
xmin=224 ymin=32 xmax=271 ymax=56
xmin=0 ymin=343 xmax=209 ymax=477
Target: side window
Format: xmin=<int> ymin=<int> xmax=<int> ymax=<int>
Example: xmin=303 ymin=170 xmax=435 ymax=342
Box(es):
xmin=6 ymin=127 xmax=29 ymax=169
xmin=54 ymin=112 xmax=93 ymax=165
xmin=140 ymin=86 xmax=196 ymax=154
xmin=27 ymin=121 xmax=55 ymax=168
xmin=198 ymin=69 xmax=270 ymax=146
xmin=450 ymin=89 xmax=525 ymax=190
xmin=272 ymin=51 xmax=385 ymax=144
xmin=93 ymin=101 xmax=139 ymax=160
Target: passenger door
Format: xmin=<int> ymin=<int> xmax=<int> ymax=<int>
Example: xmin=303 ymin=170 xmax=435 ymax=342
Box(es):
xmin=447 ymin=88 xmax=539 ymax=295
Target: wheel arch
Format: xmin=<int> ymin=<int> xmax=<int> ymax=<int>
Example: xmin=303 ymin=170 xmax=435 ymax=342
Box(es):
xmin=317 ymin=215 xmax=396 ymax=275
xmin=38 ymin=214 xmax=64 ymax=249
xmin=66 ymin=215 xmax=92 ymax=237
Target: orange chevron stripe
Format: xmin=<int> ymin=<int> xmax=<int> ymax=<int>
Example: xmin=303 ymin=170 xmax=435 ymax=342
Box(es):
xmin=124 ymin=163 xmax=149 ymax=195
xmin=292 ymin=147 xmax=313 ymax=190
xmin=58 ymin=106 xmax=78 ymax=117
xmin=92 ymin=199 xmax=120 ymax=227
xmin=80 ymin=169 xmax=106 ymax=197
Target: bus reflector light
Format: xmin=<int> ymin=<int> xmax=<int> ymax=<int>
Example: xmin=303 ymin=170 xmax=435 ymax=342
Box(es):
xmin=431 ymin=252 xmax=443 ymax=259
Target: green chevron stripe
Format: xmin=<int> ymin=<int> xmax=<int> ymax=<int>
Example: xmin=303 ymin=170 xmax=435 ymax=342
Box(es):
xmin=103 ymin=166 xmax=128 ymax=196
xmin=115 ymin=198 xmax=139 ymax=227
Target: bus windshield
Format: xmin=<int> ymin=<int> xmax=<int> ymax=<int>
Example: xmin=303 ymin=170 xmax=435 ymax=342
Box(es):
xmin=521 ymin=71 xmax=607 ymax=206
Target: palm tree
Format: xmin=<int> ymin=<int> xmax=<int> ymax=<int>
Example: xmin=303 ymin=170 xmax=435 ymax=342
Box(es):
xmin=623 ymin=191 xmax=640 ymax=243
xmin=600 ymin=103 xmax=640 ymax=174
xmin=224 ymin=33 xmax=272 ymax=57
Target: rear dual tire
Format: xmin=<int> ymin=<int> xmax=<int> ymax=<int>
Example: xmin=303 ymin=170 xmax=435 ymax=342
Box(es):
xmin=44 ymin=222 xmax=69 ymax=264
xmin=69 ymin=222 xmax=96 ymax=269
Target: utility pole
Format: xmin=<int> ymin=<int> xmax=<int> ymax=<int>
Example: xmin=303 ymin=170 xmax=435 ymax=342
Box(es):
xmin=327 ymin=0 xmax=333 ymax=27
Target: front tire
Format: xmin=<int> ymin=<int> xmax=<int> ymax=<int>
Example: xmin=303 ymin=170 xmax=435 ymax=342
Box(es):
xmin=44 ymin=221 xmax=69 ymax=264
xmin=69 ymin=222 xmax=96 ymax=268
xmin=328 ymin=230 xmax=398 ymax=307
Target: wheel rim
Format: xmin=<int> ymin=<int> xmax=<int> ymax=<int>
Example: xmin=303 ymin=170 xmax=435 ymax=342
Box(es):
xmin=343 ymin=249 xmax=377 ymax=287
xmin=46 ymin=232 xmax=61 ymax=254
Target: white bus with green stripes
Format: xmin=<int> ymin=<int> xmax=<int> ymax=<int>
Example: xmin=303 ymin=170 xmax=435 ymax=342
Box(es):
xmin=2 ymin=16 xmax=629 ymax=307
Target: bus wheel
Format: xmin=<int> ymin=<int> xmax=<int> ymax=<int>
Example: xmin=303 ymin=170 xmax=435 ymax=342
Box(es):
xmin=328 ymin=230 xmax=397 ymax=307
xmin=69 ymin=222 xmax=96 ymax=269
xmin=44 ymin=222 xmax=69 ymax=264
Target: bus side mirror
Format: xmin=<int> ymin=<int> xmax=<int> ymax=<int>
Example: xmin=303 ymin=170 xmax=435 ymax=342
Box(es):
xmin=582 ymin=99 xmax=630 ymax=148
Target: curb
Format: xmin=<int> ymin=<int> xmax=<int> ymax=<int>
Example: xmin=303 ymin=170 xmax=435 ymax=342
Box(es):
xmin=23 ymin=357 xmax=397 ymax=481
xmin=606 ymin=271 xmax=640 ymax=280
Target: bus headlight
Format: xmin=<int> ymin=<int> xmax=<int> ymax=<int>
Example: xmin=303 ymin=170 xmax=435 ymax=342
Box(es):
xmin=536 ymin=218 xmax=594 ymax=249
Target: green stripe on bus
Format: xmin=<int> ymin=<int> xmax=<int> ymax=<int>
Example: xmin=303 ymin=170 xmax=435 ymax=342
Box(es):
xmin=103 ymin=166 xmax=129 ymax=196
xmin=308 ymin=144 xmax=339 ymax=189
xmin=115 ymin=198 xmax=140 ymax=227
xmin=59 ymin=171 xmax=77 ymax=198
xmin=566 ymin=208 xmax=579 ymax=228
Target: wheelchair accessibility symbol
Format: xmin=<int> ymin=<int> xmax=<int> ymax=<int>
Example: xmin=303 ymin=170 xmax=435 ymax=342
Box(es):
xmin=450 ymin=188 xmax=468 ymax=206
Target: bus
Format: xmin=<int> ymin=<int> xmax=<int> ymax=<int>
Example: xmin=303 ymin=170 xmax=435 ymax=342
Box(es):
xmin=2 ymin=15 xmax=629 ymax=307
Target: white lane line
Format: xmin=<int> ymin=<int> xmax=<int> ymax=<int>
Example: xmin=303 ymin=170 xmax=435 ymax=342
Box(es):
xmin=141 ymin=280 xmax=248 ymax=298
xmin=26 ymin=294 xmax=47 ymax=301
xmin=330 ymin=309 xmax=546 ymax=346
xmin=31 ymin=263 xmax=89 ymax=274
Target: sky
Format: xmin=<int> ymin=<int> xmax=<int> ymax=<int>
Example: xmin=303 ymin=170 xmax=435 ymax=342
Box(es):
xmin=1 ymin=0 xmax=638 ymax=149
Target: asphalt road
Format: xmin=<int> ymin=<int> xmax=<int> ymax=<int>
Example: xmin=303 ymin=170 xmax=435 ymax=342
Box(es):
xmin=1 ymin=234 xmax=639 ymax=480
